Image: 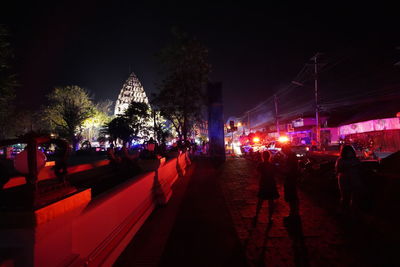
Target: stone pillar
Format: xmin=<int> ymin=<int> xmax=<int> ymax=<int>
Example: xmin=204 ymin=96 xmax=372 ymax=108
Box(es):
xmin=207 ymin=82 xmax=226 ymax=161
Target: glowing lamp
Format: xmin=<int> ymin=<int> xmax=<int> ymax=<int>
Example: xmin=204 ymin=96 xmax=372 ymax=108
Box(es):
xmin=278 ymin=136 xmax=289 ymax=143
xmin=253 ymin=137 xmax=260 ymax=143
xmin=237 ymin=122 xmax=242 ymax=127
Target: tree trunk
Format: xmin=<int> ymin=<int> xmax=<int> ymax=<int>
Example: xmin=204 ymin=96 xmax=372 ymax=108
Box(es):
xmin=71 ymin=136 xmax=78 ymax=152
xmin=183 ymin=119 xmax=187 ymax=141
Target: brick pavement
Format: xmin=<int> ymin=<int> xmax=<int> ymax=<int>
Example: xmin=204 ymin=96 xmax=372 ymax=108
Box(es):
xmin=115 ymin=157 xmax=398 ymax=267
xmin=219 ymin=157 xmax=370 ymax=267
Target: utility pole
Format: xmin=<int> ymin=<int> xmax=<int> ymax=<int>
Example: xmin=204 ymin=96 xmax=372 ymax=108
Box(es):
xmin=231 ymin=129 xmax=234 ymax=154
xmin=274 ymin=94 xmax=280 ymax=136
xmin=311 ymin=53 xmax=322 ymax=148
xmin=247 ymin=111 xmax=251 ymax=134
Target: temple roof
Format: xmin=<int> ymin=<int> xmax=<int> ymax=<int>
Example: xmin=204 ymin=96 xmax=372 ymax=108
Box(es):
xmin=114 ymin=73 xmax=149 ymax=115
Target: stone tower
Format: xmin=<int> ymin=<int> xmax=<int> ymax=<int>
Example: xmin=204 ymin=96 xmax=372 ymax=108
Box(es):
xmin=114 ymin=73 xmax=149 ymax=115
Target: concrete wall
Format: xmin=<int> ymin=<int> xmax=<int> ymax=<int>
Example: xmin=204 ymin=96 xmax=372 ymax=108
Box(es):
xmin=0 ymin=152 xmax=191 ymax=267
xmin=3 ymin=160 xmax=110 ymax=189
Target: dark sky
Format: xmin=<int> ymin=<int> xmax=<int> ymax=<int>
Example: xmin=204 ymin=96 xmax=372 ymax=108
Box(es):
xmin=2 ymin=1 xmax=400 ymax=118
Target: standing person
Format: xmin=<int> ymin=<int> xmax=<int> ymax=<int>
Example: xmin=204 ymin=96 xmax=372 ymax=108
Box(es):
xmin=310 ymin=139 xmax=317 ymax=151
xmin=191 ymin=141 xmax=197 ymax=155
xmin=281 ymin=145 xmax=300 ymax=224
xmin=147 ymin=137 xmax=157 ymax=152
xmin=53 ymin=139 xmax=71 ymax=183
xmin=253 ymin=150 xmax=279 ymax=225
xmin=158 ymin=141 xmax=167 ymax=158
xmin=335 ymin=145 xmax=363 ymax=212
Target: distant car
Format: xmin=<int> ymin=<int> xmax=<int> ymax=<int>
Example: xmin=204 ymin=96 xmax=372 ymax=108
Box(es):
xmin=240 ymin=145 xmax=252 ymax=154
xmin=251 ymin=144 xmax=266 ymax=152
xmin=266 ymin=148 xmax=280 ymax=155
xmin=11 ymin=147 xmax=23 ymax=156
xmin=291 ymin=145 xmax=310 ymax=158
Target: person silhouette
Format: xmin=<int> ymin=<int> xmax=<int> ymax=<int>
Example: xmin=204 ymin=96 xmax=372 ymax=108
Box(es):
xmin=253 ymin=150 xmax=279 ymax=225
xmin=281 ymin=145 xmax=300 ymax=224
xmin=335 ymin=145 xmax=363 ymax=212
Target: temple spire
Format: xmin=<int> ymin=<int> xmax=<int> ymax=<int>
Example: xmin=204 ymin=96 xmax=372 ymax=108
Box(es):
xmin=114 ymin=72 xmax=149 ymax=115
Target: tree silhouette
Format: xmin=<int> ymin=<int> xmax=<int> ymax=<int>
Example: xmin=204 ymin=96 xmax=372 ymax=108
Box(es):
xmin=104 ymin=101 xmax=150 ymax=146
xmin=0 ymin=25 xmax=18 ymax=140
xmin=153 ymin=29 xmax=210 ymax=141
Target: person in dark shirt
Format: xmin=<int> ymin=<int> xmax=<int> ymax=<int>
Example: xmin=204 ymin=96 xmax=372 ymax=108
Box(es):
xmin=53 ymin=138 xmax=71 ymax=183
xmin=281 ymin=145 xmax=300 ymax=224
xmin=335 ymin=145 xmax=363 ymax=211
xmin=253 ymin=150 xmax=279 ymax=225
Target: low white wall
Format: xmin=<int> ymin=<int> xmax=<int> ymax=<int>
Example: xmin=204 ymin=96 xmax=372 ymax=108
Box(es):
xmin=0 ymin=152 xmax=191 ymax=267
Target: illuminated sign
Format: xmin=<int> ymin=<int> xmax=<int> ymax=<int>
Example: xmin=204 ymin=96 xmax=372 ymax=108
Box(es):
xmin=339 ymin=117 xmax=400 ymax=135
xmin=292 ymin=118 xmax=316 ymax=128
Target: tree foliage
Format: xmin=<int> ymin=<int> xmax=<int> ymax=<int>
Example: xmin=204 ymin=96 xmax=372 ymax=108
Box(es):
xmin=104 ymin=101 xmax=150 ymax=145
xmin=125 ymin=101 xmax=150 ymax=139
xmin=96 ymin=99 xmax=114 ymax=116
xmin=0 ymin=25 xmax=18 ymax=140
xmin=44 ymin=85 xmax=95 ymax=149
xmin=152 ymin=109 xmax=172 ymax=143
xmin=81 ymin=104 xmax=111 ymax=141
xmin=153 ymin=30 xmax=210 ymax=140
xmin=105 ymin=116 xmax=133 ymax=146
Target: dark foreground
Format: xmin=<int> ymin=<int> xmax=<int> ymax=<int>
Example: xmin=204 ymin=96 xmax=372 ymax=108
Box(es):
xmin=115 ymin=157 xmax=399 ymax=267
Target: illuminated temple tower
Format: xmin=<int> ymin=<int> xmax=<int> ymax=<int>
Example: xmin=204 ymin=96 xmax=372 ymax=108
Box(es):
xmin=114 ymin=72 xmax=149 ymax=115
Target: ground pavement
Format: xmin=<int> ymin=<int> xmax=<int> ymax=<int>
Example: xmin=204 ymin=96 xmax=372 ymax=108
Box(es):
xmin=220 ymin=157 xmax=398 ymax=267
xmin=115 ymin=158 xmax=247 ymax=267
xmin=115 ymin=157 xmax=399 ymax=267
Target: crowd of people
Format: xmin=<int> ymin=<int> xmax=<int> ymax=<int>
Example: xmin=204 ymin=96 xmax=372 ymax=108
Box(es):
xmin=253 ymin=145 xmax=301 ymax=226
xmin=106 ymin=138 xmax=205 ymax=171
xmin=253 ymin=144 xmax=367 ymax=226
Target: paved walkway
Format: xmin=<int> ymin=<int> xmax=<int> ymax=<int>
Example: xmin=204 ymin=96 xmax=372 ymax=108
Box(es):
xmin=220 ymin=157 xmax=398 ymax=267
xmin=220 ymin=158 xmax=348 ymax=267
xmin=115 ymin=157 xmax=399 ymax=267
xmin=115 ymin=158 xmax=247 ymax=267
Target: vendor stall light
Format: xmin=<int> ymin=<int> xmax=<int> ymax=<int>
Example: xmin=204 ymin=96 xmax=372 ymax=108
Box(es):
xmin=237 ymin=122 xmax=242 ymax=127
xmin=253 ymin=137 xmax=260 ymax=143
xmin=45 ymin=161 xmax=55 ymax=167
xmin=278 ymin=136 xmax=289 ymax=143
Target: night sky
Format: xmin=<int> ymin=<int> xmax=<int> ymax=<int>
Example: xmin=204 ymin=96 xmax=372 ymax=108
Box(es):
xmin=2 ymin=1 xmax=399 ymax=119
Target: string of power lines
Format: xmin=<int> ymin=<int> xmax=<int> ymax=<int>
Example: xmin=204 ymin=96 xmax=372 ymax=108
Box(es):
xmin=236 ymin=51 xmax=400 ymax=130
